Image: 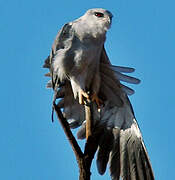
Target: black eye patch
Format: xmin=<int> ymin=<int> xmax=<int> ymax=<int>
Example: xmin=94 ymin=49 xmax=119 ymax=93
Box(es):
xmin=94 ymin=12 xmax=104 ymax=18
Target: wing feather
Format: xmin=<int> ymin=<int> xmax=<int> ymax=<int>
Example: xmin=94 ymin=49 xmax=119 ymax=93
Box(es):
xmin=120 ymin=84 xmax=135 ymax=96
xmin=110 ymin=65 xmax=135 ymax=73
xmin=96 ymin=129 xmax=114 ymax=175
xmin=114 ymin=71 xmax=140 ymax=84
xmin=43 ymin=23 xmax=74 ymax=90
xmin=109 ymin=128 xmax=120 ymax=180
xmin=119 ymin=120 xmax=154 ymax=180
xmin=120 ymin=130 xmax=131 ymax=180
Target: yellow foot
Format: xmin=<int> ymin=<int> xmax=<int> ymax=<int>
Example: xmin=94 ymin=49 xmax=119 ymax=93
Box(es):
xmin=78 ymin=89 xmax=89 ymax=105
xmin=91 ymin=93 xmax=103 ymax=109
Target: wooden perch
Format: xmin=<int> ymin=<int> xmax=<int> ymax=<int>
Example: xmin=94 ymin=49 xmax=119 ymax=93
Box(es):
xmin=53 ymin=102 xmax=97 ymax=180
xmin=84 ymin=99 xmax=93 ymax=139
xmin=53 ymin=103 xmax=83 ymax=160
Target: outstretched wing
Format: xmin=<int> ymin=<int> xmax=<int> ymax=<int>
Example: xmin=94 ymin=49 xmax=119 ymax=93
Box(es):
xmin=44 ymin=46 xmax=141 ymax=128
xmin=98 ymin=96 xmax=154 ymax=180
xmin=92 ymin=47 xmax=154 ymax=180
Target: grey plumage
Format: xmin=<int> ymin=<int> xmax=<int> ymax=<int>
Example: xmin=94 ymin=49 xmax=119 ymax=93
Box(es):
xmin=97 ymin=128 xmax=114 ymax=175
xmin=110 ymin=65 xmax=135 ymax=73
xmin=109 ymin=128 xmax=120 ymax=180
xmin=43 ymin=8 xmax=154 ymax=180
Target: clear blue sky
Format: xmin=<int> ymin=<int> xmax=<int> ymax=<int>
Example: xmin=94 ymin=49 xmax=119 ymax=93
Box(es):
xmin=1 ymin=0 xmax=174 ymax=179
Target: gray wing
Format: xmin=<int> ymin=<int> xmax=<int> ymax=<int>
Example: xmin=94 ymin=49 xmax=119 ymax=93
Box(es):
xmin=75 ymin=48 xmax=155 ymax=180
xmin=99 ymin=49 xmax=154 ymax=179
xmin=104 ymin=97 xmax=154 ymax=180
xmin=46 ymin=46 xmax=141 ymax=128
xmin=99 ymin=47 xmax=140 ymax=96
xmin=43 ymin=23 xmax=73 ymax=89
xmin=96 ymin=48 xmax=154 ymax=180
xmin=43 ymin=22 xmax=86 ymax=126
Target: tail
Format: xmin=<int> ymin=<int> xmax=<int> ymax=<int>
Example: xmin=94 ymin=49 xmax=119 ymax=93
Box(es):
xmin=110 ymin=117 xmax=154 ymax=180
xmin=76 ymin=95 xmax=155 ymax=180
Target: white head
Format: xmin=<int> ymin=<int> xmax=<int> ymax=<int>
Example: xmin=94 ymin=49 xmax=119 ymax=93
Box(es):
xmin=81 ymin=8 xmax=113 ymax=32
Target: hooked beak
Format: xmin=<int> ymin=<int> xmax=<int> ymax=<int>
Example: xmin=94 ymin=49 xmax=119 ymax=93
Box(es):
xmin=106 ymin=10 xmax=113 ymax=28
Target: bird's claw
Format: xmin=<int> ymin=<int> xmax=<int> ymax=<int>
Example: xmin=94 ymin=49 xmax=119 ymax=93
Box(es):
xmin=78 ymin=90 xmax=103 ymax=109
xmin=91 ymin=93 xmax=103 ymax=109
xmin=78 ymin=89 xmax=89 ymax=105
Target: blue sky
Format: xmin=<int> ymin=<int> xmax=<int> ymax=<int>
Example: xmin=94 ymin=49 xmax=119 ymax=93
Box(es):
xmin=1 ymin=0 xmax=174 ymax=179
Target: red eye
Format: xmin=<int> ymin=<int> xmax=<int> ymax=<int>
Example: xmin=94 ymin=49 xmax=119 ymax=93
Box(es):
xmin=94 ymin=12 xmax=104 ymax=17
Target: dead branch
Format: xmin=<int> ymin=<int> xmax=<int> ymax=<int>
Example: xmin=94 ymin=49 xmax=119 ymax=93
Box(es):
xmin=53 ymin=102 xmax=97 ymax=180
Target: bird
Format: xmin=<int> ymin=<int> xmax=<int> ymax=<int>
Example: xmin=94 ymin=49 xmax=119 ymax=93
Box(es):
xmin=43 ymin=8 xmax=155 ymax=180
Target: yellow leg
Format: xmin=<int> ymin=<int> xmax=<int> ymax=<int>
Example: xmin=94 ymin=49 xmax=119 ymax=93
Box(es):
xmin=78 ymin=89 xmax=89 ymax=105
xmin=91 ymin=93 xmax=103 ymax=108
xmin=78 ymin=90 xmax=103 ymax=108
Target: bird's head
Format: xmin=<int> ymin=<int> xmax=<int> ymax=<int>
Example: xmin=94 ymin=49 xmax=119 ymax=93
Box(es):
xmin=82 ymin=8 xmax=113 ymax=32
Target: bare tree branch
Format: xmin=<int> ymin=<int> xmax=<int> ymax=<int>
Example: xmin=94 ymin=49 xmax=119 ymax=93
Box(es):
xmin=53 ymin=102 xmax=97 ymax=180
xmin=53 ymin=103 xmax=83 ymax=159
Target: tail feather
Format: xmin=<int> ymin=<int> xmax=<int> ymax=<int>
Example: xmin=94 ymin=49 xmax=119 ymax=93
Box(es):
xmin=140 ymin=143 xmax=154 ymax=180
xmin=127 ymin=134 xmax=140 ymax=180
xmin=77 ymin=122 xmax=86 ymax=139
xmin=120 ymin=130 xmax=131 ymax=180
xmin=96 ymin=129 xmax=114 ymax=175
xmin=135 ymin=148 xmax=147 ymax=180
xmin=119 ymin=123 xmax=154 ymax=180
xmin=109 ymin=128 xmax=120 ymax=180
